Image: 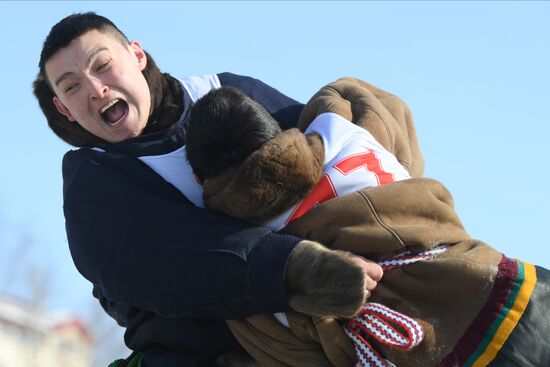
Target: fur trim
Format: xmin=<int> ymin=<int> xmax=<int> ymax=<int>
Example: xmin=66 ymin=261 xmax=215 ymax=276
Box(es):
xmin=203 ymin=129 xmax=324 ymax=223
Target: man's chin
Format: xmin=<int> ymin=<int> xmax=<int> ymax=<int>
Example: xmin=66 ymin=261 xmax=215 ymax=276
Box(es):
xmin=101 ymin=116 xmax=146 ymax=143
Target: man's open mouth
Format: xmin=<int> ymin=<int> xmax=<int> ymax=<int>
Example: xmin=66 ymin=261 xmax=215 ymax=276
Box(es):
xmin=100 ymin=99 xmax=129 ymax=126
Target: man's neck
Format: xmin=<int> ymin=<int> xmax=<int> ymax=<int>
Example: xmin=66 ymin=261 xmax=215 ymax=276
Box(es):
xmin=141 ymin=52 xmax=184 ymax=134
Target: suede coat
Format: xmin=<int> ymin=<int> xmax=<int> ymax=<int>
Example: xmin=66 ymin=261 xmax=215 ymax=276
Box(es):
xmin=203 ymin=78 xmax=505 ymax=367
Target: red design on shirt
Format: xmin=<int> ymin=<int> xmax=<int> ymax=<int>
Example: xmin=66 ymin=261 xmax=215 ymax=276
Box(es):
xmin=285 ymin=150 xmax=395 ymax=225
xmin=334 ymin=151 xmax=395 ymax=185
xmin=285 ymin=175 xmax=336 ymax=225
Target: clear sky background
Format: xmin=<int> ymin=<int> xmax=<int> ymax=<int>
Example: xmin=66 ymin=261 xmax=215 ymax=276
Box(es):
xmin=0 ymin=0 xmax=549 ymax=324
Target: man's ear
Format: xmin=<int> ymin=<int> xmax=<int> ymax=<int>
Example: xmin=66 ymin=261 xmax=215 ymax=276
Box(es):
xmin=53 ymin=96 xmax=76 ymax=122
xmin=129 ymin=40 xmax=147 ymax=71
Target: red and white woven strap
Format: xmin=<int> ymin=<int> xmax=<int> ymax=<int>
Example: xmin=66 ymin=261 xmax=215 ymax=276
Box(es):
xmin=344 ymin=303 xmax=423 ymax=367
xmin=377 ymin=245 xmax=448 ymax=270
xmin=343 ymin=245 xmax=449 ymax=367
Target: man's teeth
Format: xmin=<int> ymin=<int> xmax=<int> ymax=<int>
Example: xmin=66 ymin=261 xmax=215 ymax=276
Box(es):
xmin=100 ymin=99 xmax=120 ymax=114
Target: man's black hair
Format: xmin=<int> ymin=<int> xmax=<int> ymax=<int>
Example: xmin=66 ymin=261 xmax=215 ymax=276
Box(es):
xmin=186 ymin=86 xmax=282 ymax=182
xmin=34 ymin=12 xmax=181 ymax=148
xmin=34 ymin=12 xmax=133 ymax=148
xmin=38 ymin=12 xmax=129 ymax=82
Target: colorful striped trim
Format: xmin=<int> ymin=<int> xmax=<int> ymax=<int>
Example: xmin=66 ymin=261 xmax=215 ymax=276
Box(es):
xmin=440 ymin=257 xmax=537 ymax=367
xmin=466 ymin=260 xmax=536 ymax=366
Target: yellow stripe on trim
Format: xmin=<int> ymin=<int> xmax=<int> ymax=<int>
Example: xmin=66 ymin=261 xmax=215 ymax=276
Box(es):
xmin=472 ymin=262 xmax=537 ymax=367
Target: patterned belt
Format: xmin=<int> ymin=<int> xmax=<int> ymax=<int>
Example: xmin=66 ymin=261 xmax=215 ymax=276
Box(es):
xmin=344 ymin=245 xmax=448 ymax=367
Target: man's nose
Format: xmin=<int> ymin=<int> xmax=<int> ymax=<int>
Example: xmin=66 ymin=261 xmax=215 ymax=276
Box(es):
xmin=88 ymin=76 xmax=109 ymax=99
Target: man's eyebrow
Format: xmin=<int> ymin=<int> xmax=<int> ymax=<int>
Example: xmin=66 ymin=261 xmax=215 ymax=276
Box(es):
xmin=54 ymin=47 xmax=109 ymax=88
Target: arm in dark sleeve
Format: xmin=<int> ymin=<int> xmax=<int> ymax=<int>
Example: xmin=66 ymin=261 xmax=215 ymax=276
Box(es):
xmin=63 ymin=148 xmax=299 ymax=319
xmin=217 ymin=72 xmax=304 ymax=130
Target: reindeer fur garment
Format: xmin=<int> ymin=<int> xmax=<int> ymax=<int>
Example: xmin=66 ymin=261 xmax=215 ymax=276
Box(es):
xmin=205 ymin=78 xmax=504 ymax=367
xmin=202 ymin=130 xmax=325 ymax=224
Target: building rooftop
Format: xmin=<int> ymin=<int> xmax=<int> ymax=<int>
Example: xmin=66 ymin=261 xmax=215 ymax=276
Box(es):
xmin=0 ymin=294 xmax=92 ymax=342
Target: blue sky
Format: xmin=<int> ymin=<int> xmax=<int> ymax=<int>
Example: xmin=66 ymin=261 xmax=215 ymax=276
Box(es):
xmin=1 ymin=1 xmax=549 ymax=318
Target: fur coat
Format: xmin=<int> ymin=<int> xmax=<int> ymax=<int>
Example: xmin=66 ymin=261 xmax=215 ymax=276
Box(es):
xmin=204 ymin=78 xmax=506 ymax=367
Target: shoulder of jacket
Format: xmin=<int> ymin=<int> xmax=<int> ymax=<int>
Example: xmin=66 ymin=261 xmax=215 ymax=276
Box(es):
xmin=178 ymin=74 xmax=222 ymax=102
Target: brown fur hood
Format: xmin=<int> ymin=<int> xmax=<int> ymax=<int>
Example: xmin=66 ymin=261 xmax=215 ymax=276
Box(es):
xmin=202 ymin=129 xmax=325 ymax=223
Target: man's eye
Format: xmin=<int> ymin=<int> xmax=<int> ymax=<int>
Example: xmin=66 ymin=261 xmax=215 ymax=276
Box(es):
xmin=65 ymin=83 xmax=78 ymax=93
xmin=97 ymin=60 xmax=111 ymax=72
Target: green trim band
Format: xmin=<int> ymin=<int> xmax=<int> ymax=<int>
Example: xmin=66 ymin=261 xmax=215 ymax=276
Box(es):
xmin=109 ymin=351 xmax=146 ymax=367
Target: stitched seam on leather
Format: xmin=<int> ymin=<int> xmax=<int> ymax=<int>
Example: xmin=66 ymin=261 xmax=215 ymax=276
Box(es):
xmin=358 ymin=190 xmax=406 ymax=249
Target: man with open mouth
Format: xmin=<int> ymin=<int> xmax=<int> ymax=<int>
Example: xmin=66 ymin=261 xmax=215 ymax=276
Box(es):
xmin=35 ymin=11 xmax=550 ymax=367
xmin=100 ymin=98 xmax=128 ymax=126
xmin=34 ymin=11 xmax=383 ymax=367
xmin=45 ymin=27 xmax=151 ymax=144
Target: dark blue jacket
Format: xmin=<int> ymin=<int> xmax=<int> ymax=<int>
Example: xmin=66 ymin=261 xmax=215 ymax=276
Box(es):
xmin=62 ymin=73 xmax=304 ymax=365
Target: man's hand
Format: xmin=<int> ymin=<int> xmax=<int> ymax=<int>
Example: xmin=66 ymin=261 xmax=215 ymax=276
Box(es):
xmin=285 ymin=240 xmax=383 ymax=319
xmin=347 ymin=252 xmax=383 ymax=300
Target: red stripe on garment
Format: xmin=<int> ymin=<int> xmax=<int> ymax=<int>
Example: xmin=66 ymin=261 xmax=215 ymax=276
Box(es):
xmin=334 ymin=151 xmax=395 ymax=185
xmin=439 ymin=255 xmax=518 ymax=367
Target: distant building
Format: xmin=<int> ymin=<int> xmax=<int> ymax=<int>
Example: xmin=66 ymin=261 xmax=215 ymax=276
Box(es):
xmin=0 ymin=295 xmax=93 ymax=367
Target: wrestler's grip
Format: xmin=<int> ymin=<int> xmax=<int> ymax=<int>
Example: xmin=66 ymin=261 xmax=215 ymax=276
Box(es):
xmin=285 ymin=240 xmax=381 ymax=319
